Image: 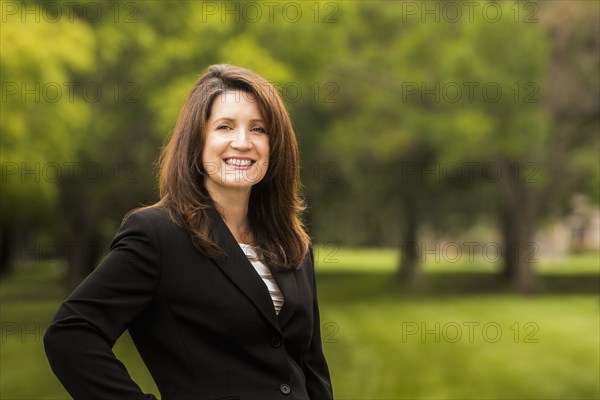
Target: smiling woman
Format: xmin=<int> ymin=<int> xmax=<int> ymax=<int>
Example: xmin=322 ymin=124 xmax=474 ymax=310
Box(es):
xmin=43 ymin=64 xmax=333 ymax=400
xmin=156 ymin=64 xmax=309 ymax=270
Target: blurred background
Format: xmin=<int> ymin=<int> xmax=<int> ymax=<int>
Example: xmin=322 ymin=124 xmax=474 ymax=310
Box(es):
xmin=1 ymin=0 xmax=599 ymax=399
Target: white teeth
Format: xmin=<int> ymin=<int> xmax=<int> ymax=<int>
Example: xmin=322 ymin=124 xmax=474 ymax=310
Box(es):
xmin=225 ymin=158 xmax=253 ymax=167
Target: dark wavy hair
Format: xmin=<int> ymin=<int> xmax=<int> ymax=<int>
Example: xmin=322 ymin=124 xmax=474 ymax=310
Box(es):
xmin=150 ymin=64 xmax=309 ymax=270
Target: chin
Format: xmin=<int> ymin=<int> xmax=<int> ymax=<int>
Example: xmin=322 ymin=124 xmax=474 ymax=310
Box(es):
xmin=222 ymin=179 xmax=259 ymax=189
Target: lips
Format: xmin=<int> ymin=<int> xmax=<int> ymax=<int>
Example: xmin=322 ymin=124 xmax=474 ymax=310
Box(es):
xmin=223 ymin=158 xmax=256 ymax=167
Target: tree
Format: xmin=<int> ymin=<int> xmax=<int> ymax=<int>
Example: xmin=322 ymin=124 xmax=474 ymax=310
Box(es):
xmin=0 ymin=13 xmax=95 ymax=275
xmin=316 ymin=1 xmax=551 ymax=291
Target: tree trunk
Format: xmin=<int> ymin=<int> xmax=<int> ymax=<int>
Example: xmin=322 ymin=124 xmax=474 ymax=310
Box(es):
xmin=398 ymin=198 xmax=421 ymax=285
xmin=499 ymin=163 xmax=537 ymax=293
xmin=0 ymin=225 xmax=13 ymax=276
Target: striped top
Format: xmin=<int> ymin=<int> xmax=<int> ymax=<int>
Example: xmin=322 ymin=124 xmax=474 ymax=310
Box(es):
xmin=238 ymin=243 xmax=284 ymax=315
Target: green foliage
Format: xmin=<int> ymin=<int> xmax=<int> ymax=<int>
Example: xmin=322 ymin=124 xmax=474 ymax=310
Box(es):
xmin=1 ymin=15 xmax=95 ymax=223
xmin=323 ymin=1 xmax=550 ymax=167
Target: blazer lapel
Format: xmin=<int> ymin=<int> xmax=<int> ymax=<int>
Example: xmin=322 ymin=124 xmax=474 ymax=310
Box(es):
xmin=269 ymin=267 xmax=298 ymax=328
xmin=207 ymin=208 xmax=282 ymax=332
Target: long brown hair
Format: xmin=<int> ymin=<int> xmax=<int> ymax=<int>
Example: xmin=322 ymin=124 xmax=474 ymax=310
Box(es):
xmin=153 ymin=64 xmax=309 ymax=270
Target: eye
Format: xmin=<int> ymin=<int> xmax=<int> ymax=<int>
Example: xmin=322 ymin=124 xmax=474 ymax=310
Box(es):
xmin=216 ymin=124 xmax=232 ymax=130
xmin=251 ymin=126 xmax=267 ymax=133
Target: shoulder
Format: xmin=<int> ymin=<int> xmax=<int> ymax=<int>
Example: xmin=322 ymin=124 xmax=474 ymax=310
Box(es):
xmin=119 ymin=205 xmax=185 ymax=240
xmin=296 ymin=243 xmax=316 ymax=277
xmin=110 ymin=205 xmax=191 ymax=253
xmin=125 ymin=205 xmax=170 ymax=225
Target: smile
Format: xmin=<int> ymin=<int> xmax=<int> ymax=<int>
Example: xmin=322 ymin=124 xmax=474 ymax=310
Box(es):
xmin=224 ymin=158 xmax=256 ymax=167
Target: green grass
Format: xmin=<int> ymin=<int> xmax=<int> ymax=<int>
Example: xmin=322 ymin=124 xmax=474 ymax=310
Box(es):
xmin=1 ymin=249 xmax=599 ymax=399
xmin=313 ymin=244 xmax=600 ymax=275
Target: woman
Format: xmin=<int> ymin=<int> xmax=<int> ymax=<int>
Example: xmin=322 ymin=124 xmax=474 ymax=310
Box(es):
xmin=44 ymin=64 xmax=334 ymax=400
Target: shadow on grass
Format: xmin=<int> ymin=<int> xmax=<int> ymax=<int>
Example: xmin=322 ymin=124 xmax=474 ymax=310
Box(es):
xmin=2 ymin=262 xmax=598 ymax=304
xmin=316 ymin=271 xmax=600 ymax=303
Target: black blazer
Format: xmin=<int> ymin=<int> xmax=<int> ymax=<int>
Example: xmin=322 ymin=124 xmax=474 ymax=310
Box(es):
xmin=44 ymin=207 xmax=333 ymax=400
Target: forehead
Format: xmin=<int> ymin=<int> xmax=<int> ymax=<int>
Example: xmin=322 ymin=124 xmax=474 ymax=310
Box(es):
xmin=209 ymin=90 xmax=263 ymax=120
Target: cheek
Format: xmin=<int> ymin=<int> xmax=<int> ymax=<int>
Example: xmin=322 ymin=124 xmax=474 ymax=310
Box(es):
xmin=202 ymin=136 xmax=224 ymax=161
xmin=201 ymin=141 xmax=224 ymax=177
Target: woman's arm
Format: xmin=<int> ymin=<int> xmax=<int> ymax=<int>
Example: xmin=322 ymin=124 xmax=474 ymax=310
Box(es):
xmin=302 ymin=247 xmax=334 ymax=400
xmin=44 ymin=210 xmax=160 ymax=400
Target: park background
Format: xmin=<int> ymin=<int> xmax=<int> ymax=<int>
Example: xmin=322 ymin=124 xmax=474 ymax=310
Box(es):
xmin=1 ymin=0 xmax=599 ymax=399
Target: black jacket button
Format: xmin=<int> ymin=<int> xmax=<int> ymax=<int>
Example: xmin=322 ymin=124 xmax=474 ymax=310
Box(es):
xmin=280 ymin=383 xmax=291 ymax=394
xmin=270 ymin=335 xmax=282 ymax=348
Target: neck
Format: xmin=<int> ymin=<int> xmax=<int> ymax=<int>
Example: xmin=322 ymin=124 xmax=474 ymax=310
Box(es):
xmin=208 ymin=185 xmax=253 ymax=244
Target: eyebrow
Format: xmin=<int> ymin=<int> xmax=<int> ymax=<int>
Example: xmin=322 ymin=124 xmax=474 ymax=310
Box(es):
xmin=212 ymin=117 xmax=265 ymax=124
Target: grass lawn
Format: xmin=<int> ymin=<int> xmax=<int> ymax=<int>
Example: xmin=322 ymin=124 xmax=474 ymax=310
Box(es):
xmin=1 ymin=248 xmax=598 ymax=399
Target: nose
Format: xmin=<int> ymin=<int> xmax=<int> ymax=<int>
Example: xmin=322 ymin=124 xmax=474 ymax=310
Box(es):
xmin=230 ymin=128 xmax=252 ymax=150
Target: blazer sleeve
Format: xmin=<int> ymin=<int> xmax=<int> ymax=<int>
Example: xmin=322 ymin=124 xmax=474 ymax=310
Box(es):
xmin=43 ymin=210 xmax=160 ymax=400
xmin=303 ymin=247 xmax=334 ymax=400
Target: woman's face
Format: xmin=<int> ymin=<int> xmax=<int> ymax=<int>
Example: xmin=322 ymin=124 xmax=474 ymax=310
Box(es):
xmin=202 ymin=90 xmax=270 ymax=197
